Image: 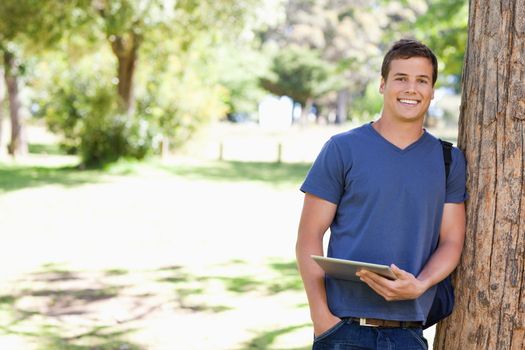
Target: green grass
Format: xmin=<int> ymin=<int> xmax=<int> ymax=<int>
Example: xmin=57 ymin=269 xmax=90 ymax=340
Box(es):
xmin=0 ymin=156 xmax=310 ymax=349
xmin=159 ymin=160 xmax=311 ymax=187
xmin=0 ymin=258 xmax=304 ymax=346
xmin=38 ymin=325 xmax=144 ymax=350
xmin=0 ymin=159 xmax=310 ymax=194
xmin=0 ymin=164 xmax=102 ymax=193
xmin=240 ymin=324 xmax=311 ymax=350
xmin=28 ymin=143 xmax=68 ymax=156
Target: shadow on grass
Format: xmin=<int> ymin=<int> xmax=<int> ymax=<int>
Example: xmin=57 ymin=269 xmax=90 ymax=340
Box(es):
xmin=37 ymin=325 xmax=144 ymax=350
xmin=0 ymin=265 xmax=144 ymax=349
xmin=1 ymin=259 xmax=306 ymax=349
xmin=267 ymin=261 xmax=303 ymax=294
xmin=159 ymin=161 xmax=311 ymax=187
xmin=240 ymin=323 xmax=311 ymax=350
xmin=0 ymin=164 xmax=103 ymax=194
xmin=156 ymin=266 xmax=234 ymax=312
xmin=158 ymin=259 xmax=303 ymax=297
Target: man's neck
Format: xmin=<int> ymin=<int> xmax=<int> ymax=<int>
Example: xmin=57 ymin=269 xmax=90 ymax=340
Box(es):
xmin=372 ymin=117 xmax=425 ymax=149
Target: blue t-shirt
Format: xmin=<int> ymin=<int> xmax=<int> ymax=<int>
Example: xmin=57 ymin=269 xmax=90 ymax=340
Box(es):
xmin=300 ymin=123 xmax=468 ymax=322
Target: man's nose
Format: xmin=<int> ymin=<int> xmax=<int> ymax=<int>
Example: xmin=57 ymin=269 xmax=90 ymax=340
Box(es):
xmin=405 ymin=80 xmax=417 ymax=93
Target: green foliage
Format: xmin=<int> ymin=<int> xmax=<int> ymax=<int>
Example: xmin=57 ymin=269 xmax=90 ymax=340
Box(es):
xmin=215 ymin=43 xmax=270 ymax=116
xmin=351 ymin=79 xmax=383 ymax=121
xmin=0 ymin=0 xmax=39 ymax=42
xmin=1 ymin=0 xmax=468 ymax=161
xmin=260 ymin=46 xmax=340 ymax=106
xmin=0 ymin=0 xmax=89 ymax=49
xmin=384 ymin=0 xmax=468 ymax=90
xmin=78 ymin=95 xmax=152 ymax=167
xmin=37 ymin=61 xmax=153 ymax=167
xmin=414 ymin=0 xmax=468 ymax=89
xmin=135 ymin=44 xmax=228 ymax=149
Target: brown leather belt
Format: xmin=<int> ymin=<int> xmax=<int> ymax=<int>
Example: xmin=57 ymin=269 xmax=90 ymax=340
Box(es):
xmin=350 ymin=317 xmax=422 ymax=328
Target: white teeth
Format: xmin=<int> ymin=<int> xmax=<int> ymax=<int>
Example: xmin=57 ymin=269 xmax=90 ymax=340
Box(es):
xmin=399 ymin=99 xmax=418 ymax=105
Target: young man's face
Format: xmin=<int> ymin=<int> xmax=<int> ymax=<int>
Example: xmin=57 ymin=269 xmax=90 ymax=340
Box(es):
xmin=379 ymin=57 xmax=435 ymax=124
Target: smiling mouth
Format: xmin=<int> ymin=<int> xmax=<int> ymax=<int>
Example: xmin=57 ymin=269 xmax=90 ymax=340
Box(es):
xmin=398 ymin=99 xmax=420 ymax=105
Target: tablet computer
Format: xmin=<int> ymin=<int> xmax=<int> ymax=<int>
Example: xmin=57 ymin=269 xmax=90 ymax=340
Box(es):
xmin=311 ymin=255 xmax=397 ymax=282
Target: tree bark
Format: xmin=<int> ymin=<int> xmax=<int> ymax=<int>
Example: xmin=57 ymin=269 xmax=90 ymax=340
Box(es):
xmin=434 ymin=1 xmax=525 ymax=349
xmin=110 ymin=32 xmax=141 ymax=114
xmin=335 ymin=89 xmax=348 ymax=124
xmin=3 ymin=50 xmax=27 ymax=156
xmin=300 ymin=97 xmax=314 ymax=125
xmin=0 ymin=67 xmax=4 ymax=153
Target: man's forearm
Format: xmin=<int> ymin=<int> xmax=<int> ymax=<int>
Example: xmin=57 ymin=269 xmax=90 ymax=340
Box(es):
xmin=417 ymin=239 xmax=463 ymax=290
xmin=418 ymin=202 xmax=466 ymax=290
xmin=296 ymin=236 xmax=332 ymax=320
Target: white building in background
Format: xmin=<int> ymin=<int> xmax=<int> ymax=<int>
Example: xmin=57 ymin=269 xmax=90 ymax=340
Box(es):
xmin=258 ymin=95 xmax=294 ymax=130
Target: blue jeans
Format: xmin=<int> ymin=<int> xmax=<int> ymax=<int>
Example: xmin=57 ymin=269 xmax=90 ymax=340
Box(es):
xmin=312 ymin=319 xmax=428 ymax=350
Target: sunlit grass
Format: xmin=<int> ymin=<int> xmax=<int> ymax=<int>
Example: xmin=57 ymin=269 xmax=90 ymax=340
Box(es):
xmin=159 ymin=160 xmax=311 ymax=187
xmin=0 ymin=258 xmax=307 ymax=349
xmin=0 ymin=164 xmax=103 ymax=194
xmin=0 ymin=143 xmax=313 ymax=349
xmin=0 ymin=157 xmax=310 ymax=194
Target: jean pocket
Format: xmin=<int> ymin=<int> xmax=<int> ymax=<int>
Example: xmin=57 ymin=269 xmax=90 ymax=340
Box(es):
xmin=407 ymin=328 xmax=428 ymax=349
xmin=313 ymin=320 xmax=346 ymax=343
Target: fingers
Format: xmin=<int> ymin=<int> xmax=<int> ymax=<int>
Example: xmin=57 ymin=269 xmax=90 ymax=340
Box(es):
xmin=357 ymin=270 xmax=398 ymax=301
xmin=390 ymin=264 xmax=410 ymax=279
xmin=357 ymin=267 xmax=420 ymax=301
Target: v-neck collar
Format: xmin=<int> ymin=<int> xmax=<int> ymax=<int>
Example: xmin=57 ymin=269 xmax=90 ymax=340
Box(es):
xmin=367 ymin=122 xmax=428 ymax=153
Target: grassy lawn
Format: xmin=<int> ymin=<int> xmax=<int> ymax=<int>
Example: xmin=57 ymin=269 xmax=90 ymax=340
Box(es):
xmin=0 ymin=155 xmax=313 ymax=350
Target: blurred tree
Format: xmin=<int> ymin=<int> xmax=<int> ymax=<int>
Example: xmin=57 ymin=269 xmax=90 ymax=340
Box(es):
xmin=260 ymin=46 xmax=340 ymax=123
xmin=214 ymin=41 xmax=270 ymax=121
xmin=0 ymin=0 xmax=85 ymax=156
xmin=32 ymin=0 xmax=262 ymax=164
xmin=0 ymin=2 xmax=35 ymax=156
xmin=89 ymin=0 xmax=258 ymax=115
xmin=135 ymin=33 xmax=230 ymax=155
xmin=410 ymin=0 xmax=468 ymax=91
xmin=0 ymin=67 xmax=4 ymax=150
xmin=1 ymin=48 xmax=26 ymax=156
xmin=260 ymin=0 xmax=429 ymax=123
xmin=36 ymin=50 xmax=155 ymax=166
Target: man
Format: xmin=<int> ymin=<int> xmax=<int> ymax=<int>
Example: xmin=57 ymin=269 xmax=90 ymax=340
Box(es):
xmin=296 ymin=39 xmax=468 ymax=349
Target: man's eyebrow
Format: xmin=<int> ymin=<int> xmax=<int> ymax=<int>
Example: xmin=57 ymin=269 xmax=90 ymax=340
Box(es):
xmin=393 ymin=72 xmax=431 ymax=79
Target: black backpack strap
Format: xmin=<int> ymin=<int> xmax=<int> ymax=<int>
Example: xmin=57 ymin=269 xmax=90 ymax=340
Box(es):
xmin=440 ymin=139 xmax=453 ymax=181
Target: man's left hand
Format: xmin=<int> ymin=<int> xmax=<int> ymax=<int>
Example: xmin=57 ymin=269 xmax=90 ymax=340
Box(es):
xmin=356 ymin=264 xmax=427 ymax=301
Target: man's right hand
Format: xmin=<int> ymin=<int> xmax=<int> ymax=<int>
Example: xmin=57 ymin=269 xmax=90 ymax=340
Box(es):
xmin=313 ymin=313 xmax=342 ymax=337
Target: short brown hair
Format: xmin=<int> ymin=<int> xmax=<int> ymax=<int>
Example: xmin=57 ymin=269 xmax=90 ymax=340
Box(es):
xmin=381 ymin=39 xmax=438 ymax=86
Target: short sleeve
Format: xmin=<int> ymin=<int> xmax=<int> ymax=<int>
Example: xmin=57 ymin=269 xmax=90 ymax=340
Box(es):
xmin=300 ymin=138 xmax=346 ymax=205
xmin=445 ymin=147 xmax=468 ymax=203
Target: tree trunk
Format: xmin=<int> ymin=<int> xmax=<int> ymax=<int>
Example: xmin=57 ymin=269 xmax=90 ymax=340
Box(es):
xmin=3 ymin=50 xmax=27 ymax=157
xmin=110 ymin=32 xmax=141 ymax=114
xmin=335 ymin=89 xmax=348 ymax=124
xmin=434 ymin=1 xmax=525 ymax=349
xmin=0 ymin=67 xmax=4 ymax=154
xmin=300 ymin=97 xmax=314 ymax=125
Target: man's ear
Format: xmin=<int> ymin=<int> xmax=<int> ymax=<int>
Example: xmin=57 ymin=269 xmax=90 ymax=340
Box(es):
xmin=379 ymin=78 xmax=385 ymax=94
